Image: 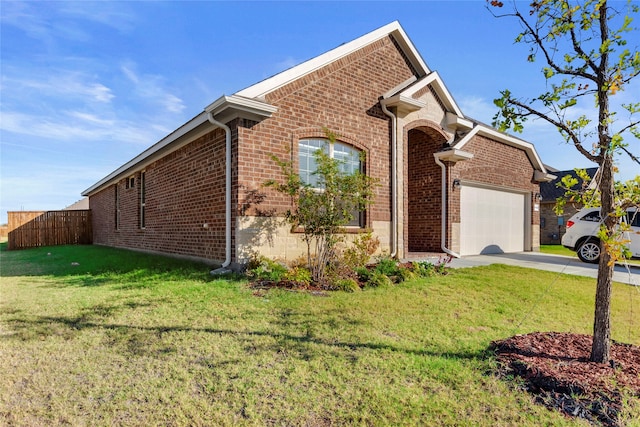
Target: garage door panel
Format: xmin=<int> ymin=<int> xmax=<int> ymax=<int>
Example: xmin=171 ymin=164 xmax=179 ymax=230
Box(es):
xmin=460 ymin=186 xmax=525 ymax=256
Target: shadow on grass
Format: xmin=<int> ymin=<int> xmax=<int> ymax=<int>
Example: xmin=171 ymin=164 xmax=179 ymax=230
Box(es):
xmin=3 ymin=311 xmax=486 ymax=363
xmin=0 ymin=243 xmax=225 ymax=283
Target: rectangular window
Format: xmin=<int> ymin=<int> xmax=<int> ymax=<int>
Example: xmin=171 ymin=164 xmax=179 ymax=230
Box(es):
xmin=626 ymin=209 xmax=639 ymax=227
xmin=140 ymin=171 xmax=146 ymax=229
xmin=115 ymin=184 xmax=120 ymax=230
xmin=126 ymin=176 xmax=135 ymax=189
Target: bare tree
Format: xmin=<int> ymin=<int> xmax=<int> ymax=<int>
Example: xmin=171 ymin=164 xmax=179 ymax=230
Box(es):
xmin=489 ymin=0 xmax=640 ymax=363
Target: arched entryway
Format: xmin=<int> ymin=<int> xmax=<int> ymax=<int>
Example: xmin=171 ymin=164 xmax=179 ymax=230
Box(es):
xmin=406 ymin=125 xmax=448 ymax=253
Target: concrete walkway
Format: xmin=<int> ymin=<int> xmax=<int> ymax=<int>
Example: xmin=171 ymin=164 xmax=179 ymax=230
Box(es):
xmin=445 ymin=252 xmax=640 ymax=286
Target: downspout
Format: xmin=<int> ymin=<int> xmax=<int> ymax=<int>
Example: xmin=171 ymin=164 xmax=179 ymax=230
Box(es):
xmin=434 ymin=144 xmax=461 ymax=259
xmin=206 ymin=112 xmax=232 ymax=273
xmin=380 ymin=100 xmax=397 ymax=258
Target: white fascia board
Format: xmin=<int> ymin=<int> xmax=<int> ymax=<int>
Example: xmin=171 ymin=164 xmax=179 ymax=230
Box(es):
xmin=205 ymin=94 xmax=278 ymax=117
xmin=445 ymin=111 xmax=474 ymax=131
xmin=434 ymin=148 xmax=474 ymax=163
xmin=534 ymin=170 xmax=558 ymax=182
xmin=236 ymin=21 xmax=430 ymax=100
xmin=83 ymin=95 xmax=278 ymax=197
xmin=380 ymin=95 xmax=426 ymax=112
xmin=382 ymin=75 xmax=418 ymax=99
xmin=82 ymin=112 xmax=210 ymax=196
xmin=456 ymin=125 xmax=548 ymax=173
xmin=399 ymin=72 xmax=464 ymax=117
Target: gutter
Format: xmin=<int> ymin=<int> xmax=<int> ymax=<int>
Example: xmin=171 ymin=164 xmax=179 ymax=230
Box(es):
xmin=380 ymin=100 xmax=398 ymax=258
xmin=433 ymin=145 xmax=465 ymax=259
xmin=206 ymin=112 xmax=232 ymax=273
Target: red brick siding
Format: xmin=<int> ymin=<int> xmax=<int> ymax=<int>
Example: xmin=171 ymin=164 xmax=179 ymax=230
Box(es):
xmin=237 ymin=35 xmax=417 ymax=223
xmin=406 ymin=127 xmax=446 ymax=252
xmin=91 ymin=34 xmax=417 ymax=263
xmin=540 ymin=201 xmax=580 ymax=244
xmin=90 ymin=128 xmax=229 ymax=262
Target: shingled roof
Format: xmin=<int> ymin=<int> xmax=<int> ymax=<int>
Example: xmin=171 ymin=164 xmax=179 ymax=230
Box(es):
xmin=540 ymin=167 xmax=599 ymax=201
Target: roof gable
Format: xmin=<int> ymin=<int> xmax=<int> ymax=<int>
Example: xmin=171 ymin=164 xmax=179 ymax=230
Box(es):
xmin=236 ymin=21 xmax=430 ymax=100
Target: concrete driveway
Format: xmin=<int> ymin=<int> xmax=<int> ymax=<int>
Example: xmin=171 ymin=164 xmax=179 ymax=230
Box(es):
xmin=447 ymin=252 xmax=640 ymax=286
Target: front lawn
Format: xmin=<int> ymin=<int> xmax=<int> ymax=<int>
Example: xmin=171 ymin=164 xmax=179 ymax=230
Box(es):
xmin=1 ymin=244 xmax=638 ymax=426
xmin=540 ymin=244 xmax=578 ymax=257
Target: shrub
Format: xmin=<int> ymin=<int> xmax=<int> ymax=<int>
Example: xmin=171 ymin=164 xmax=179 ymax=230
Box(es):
xmin=341 ymin=232 xmax=380 ymax=270
xmin=264 ymin=129 xmax=378 ymax=284
xmin=412 ymin=260 xmax=436 ymax=277
xmin=374 ymin=255 xmax=401 ymax=277
xmin=246 ymin=255 xmax=288 ymax=282
xmin=411 ymin=256 xmax=451 ymax=277
xmin=397 ymin=265 xmax=418 ymax=282
xmin=283 ymin=266 xmax=312 ymax=286
xmin=332 ymin=278 xmax=361 ymax=292
xmin=365 ymin=271 xmax=393 ymax=288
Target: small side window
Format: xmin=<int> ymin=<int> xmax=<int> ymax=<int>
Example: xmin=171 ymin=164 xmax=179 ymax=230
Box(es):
xmin=627 ymin=210 xmax=640 ymax=228
xmin=581 ymin=211 xmax=601 ymax=222
xmin=126 ymin=176 xmax=135 ymax=189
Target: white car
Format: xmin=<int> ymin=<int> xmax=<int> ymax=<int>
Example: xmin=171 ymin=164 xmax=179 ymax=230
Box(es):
xmin=561 ymin=207 xmax=640 ymax=263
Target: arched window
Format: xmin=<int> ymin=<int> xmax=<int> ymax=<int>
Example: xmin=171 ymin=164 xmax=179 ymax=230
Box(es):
xmin=298 ymin=138 xmax=364 ymax=227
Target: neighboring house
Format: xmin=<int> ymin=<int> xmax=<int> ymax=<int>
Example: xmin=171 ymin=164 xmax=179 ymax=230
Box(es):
xmin=539 ymin=166 xmax=598 ymax=245
xmin=82 ymin=21 xmax=555 ymax=269
xmin=64 ymin=197 xmax=89 ymax=210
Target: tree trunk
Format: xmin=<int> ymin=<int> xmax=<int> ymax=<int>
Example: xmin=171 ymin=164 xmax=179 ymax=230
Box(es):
xmin=590 ymin=156 xmax=615 ymax=363
xmin=591 ymin=251 xmax=613 ymax=363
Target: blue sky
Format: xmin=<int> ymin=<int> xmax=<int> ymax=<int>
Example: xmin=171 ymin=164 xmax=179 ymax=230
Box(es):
xmin=1 ymin=1 xmax=638 ymax=224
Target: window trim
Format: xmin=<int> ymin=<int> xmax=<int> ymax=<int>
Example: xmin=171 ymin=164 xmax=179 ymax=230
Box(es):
xmin=126 ymin=176 xmax=135 ymax=189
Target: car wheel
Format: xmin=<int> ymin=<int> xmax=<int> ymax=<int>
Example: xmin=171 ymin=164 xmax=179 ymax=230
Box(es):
xmin=577 ymin=239 xmax=601 ymax=264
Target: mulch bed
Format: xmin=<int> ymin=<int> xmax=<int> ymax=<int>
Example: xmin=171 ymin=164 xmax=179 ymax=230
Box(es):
xmin=491 ymin=332 xmax=640 ymax=426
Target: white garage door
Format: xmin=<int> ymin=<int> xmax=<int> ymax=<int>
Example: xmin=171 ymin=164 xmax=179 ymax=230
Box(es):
xmin=460 ymin=186 xmax=526 ymax=256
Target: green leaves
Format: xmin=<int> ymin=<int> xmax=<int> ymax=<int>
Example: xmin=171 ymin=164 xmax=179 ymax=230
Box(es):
xmin=492 ymin=90 xmax=527 ymax=133
xmin=265 ymin=129 xmax=378 ymax=283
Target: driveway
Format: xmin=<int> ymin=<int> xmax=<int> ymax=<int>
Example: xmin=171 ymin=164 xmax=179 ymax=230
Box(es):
xmin=447 ymin=252 xmax=640 ymax=286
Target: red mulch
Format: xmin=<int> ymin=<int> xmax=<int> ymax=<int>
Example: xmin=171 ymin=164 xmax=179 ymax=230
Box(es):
xmin=491 ymin=332 xmax=640 ymax=426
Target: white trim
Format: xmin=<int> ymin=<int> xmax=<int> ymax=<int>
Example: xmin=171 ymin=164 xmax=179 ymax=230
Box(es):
xmin=445 ymin=112 xmax=474 ymax=131
xmin=382 ymin=75 xmax=418 ymax=99
xmin=236 ymin=21 xmax=430 ymax=99
xmin=205 ymin=94 xmax=278 ymax=117
xmin=398 ymin=72 xmax=464 ymax=117
xmin=380 ymin=95 xmax=426 ymax=113
xmin=82 ymin=96 xmax=278 ymax=197
xmin=433 ymin=148 xmax=474 ymax=163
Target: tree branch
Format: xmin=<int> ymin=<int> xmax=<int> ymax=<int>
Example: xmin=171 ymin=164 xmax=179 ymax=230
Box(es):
xmin=507 ymin=97 xmax=600 ymax=162
xmin=619 ymin=144 xmax=640 ymax=165
xmin=617 ymin=119 xmax=640 ymax=135
xmin=512 ymin=6 xmax=598 ymax=82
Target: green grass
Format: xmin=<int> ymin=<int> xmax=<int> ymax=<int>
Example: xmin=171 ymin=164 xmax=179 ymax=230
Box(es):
xmin=1 ymin=244 xmax=639 ymax=426
xmin=540 ymin=244 xmax=578 ymax=257
xmin=541 ymin=243 xmax=640 ymax=265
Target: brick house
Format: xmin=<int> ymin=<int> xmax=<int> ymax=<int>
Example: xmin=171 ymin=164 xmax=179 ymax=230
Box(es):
xmin=82 ymin=21 xmax=555 ymax=269
xmin=539 ymin=167 xmax=598 ymax=245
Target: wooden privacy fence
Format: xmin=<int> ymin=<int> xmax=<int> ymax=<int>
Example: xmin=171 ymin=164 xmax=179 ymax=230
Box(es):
xmin=7 ymin=210 xmax=92 ymax=250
